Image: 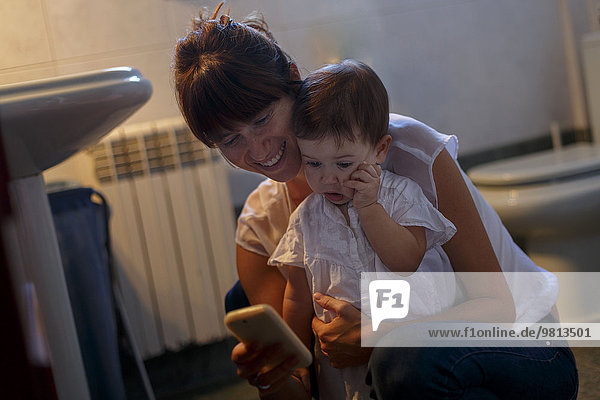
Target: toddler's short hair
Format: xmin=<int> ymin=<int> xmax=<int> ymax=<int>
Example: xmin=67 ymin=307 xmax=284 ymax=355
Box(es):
xmin=293 ymin=59 xmax=389 ymax=148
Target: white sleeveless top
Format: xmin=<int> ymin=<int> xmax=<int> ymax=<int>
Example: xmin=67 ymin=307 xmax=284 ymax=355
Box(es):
xmin=236 ymin=114 xmax=558 ymax=324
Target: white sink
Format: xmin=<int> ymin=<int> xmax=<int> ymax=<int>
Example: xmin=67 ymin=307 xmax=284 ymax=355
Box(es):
xmin=0 ymin=67 xmax=151 ymax=400
xmin=0 ymin=67 xmax=152 ymax=179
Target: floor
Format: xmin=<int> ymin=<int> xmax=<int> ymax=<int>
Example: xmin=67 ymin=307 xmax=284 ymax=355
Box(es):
xmin=126 ymin=339 xmax=600 ymax=400
xmin=166 ymin=379 xmax=258 ymax=400
xmin=571 ymin=347 xmax=600 ymax=400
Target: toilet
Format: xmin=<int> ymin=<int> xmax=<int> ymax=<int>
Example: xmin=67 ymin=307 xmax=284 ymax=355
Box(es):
xmin=467 ymin=143 xmax=600 ymax=273
xmin=468 ymin=30 xmax=600 ymax=273
xmin=465 ymin=32 xmax=600 ymax=323
xmin=467 ymin=143 xmax=600 ymax=324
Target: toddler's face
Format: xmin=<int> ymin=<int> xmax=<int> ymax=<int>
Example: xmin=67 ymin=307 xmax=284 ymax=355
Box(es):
xmin=298 ymin=135 xmax=377 ymax=205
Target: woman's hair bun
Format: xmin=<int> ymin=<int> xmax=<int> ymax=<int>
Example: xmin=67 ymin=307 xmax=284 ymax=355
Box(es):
xmin=190 ymin=2 xmax=274 ymax=41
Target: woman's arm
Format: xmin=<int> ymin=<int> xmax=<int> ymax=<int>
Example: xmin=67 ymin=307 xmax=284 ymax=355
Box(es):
xmin=433 ymin=149 xmax=501 ymax=273
xmin=433 ymin=149 xmax=515 ymax=323
xmin=237 ymin=245 xmax=287 ymax=313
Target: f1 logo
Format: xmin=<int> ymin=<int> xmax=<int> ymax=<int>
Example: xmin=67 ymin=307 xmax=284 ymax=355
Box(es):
xmin=369 ymin=280 xmax=410 ymax=331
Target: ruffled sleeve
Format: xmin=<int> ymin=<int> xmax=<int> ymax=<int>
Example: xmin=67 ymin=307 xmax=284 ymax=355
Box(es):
xmin=267 ymin=211 xmax=305 ymax=269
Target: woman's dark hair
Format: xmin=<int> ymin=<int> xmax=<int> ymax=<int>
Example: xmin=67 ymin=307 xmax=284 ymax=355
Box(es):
xmin=293 ymin=59 xmax=389 ymax=148
xmin=173 ymin=4 xmax=297 ymax=147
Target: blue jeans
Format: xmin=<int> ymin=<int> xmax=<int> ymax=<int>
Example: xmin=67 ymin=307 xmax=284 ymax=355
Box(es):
xmin=225 ymin=280 xmax=250 ymax=313
xmin=366 ymin=346 xmax=578 ymax=399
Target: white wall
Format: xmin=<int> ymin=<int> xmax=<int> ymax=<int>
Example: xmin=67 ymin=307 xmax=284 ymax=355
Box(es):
xmin=0 ymin=0 xmax=593 ymax=158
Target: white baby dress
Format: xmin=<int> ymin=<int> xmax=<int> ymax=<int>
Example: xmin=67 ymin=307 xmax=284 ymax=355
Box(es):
xmin=269 ymin=170 xmax=457 ymax=400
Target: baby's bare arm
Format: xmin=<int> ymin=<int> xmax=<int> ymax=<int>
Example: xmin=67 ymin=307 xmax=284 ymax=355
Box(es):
xmin=358 ymin=204 xmax=426 ymax=272
xmin=347 ymin=163 xmax=426 ymax=272
xmin=283 ymin=266 xmax=314 ymax=349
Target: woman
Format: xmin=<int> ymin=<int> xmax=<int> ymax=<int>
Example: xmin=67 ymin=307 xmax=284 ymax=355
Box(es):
xmin=173 ymin=5 xmax=578 ymax=399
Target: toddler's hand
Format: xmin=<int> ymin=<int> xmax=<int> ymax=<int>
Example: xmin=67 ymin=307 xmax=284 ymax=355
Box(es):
xmin=344 ymin=162 xmax=381 ymax=210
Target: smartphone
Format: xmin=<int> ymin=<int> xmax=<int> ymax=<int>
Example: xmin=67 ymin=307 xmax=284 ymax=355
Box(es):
xmin=224 ymin=304 xmax=313 ymax=369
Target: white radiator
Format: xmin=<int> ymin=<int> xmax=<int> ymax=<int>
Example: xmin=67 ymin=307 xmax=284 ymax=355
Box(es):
xmin=90 ymin=117 xmax=237 ymax=358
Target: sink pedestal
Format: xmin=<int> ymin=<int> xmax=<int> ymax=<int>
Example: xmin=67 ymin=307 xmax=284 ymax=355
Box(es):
xmin=4 ymin=175 xmax=90 ymax=400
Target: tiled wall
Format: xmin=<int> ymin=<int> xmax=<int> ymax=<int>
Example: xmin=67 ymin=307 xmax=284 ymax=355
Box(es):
xmin=0 ymin=0 xmax=593 ymax=156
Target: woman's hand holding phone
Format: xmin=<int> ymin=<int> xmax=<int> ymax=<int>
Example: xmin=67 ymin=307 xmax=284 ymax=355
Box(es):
xmin=231 ymin=340 xmax=304 ymax=395
xmin=225 ymin=304 xmax=312 ymax=398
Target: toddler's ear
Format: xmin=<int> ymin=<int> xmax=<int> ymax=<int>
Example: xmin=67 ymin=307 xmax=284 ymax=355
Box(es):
xmin=375 ymin=135 xmax=392 ymax=164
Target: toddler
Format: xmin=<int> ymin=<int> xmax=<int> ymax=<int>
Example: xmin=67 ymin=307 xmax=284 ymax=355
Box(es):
xmin=268 ymin=60 xmax=457 ymax=400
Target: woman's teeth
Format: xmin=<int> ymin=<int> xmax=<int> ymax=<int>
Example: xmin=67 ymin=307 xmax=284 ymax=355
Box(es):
xmin=260 ymin=142 xmax=286 ymax=167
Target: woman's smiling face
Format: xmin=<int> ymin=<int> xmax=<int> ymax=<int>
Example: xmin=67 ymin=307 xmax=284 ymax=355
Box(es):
xmin=215 ymin=96 xmax=302 ymax=182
